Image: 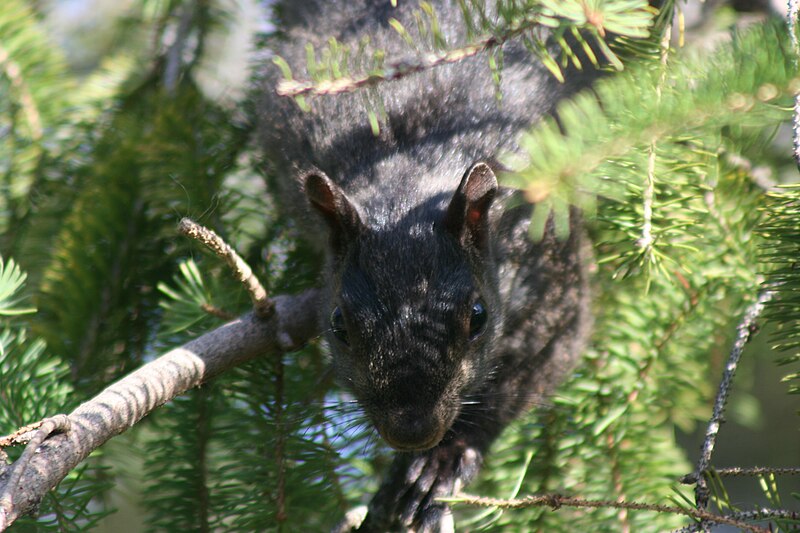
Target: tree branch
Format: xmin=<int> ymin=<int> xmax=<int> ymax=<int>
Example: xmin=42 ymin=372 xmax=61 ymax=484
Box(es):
xmin=687 ymin=290 xmax=774 ymax=509
xmin=0 ymin=288 xmax=321 ymax=530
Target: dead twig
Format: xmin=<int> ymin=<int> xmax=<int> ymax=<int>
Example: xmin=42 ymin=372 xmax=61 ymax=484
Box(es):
xmin=179 ymin=218 xmax=273 ymax=319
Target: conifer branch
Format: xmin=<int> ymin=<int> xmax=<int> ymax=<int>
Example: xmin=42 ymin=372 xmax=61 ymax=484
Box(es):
xmin=508 ymin=21 xmax=797 ymax=208
xmin=179 ymin=218 xmax=274 ymax=319
xmin=277 ymin=29 xmax=519 ymax=98
xmin=759 ymin=186 xmax=800 ymax=366
xmin=0 ymin=289 xmax=321 ymax=530
xmin=276 ymin=1 xmax=654 ymax=98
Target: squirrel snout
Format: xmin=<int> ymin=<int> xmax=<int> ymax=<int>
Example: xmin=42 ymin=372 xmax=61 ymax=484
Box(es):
xmin=379 ymin=414 xmax=448 ymax=451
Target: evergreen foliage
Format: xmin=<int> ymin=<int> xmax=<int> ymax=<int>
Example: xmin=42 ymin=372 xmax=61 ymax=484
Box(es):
xmin=0 ymin=0 xmax=799 ymax=531
xmin=761 ymin=185 xmax=800 ymax=389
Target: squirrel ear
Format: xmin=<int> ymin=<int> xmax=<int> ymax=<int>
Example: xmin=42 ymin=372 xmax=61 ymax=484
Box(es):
xmin=305 ymin=172 xmax=363 ymax=249
xmin=444 ymin=162 xmax=498 ymax=248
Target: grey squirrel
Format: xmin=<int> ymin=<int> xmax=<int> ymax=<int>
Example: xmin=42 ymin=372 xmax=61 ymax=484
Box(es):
xmin=256 ymin=1 xmax=593 ymax=530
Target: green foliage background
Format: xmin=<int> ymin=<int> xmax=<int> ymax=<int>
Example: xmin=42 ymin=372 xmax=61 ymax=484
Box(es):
xmin=0 ymin=0 xmax=798 ymax=531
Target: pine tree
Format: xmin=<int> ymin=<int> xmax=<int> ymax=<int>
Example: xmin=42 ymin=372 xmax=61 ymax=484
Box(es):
xmin=0 ymin=0 xmax=798 ymax=531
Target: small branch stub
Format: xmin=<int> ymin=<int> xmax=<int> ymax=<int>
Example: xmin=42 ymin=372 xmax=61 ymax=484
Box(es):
xmin=178 ymin=218 xmax=274 ymax=319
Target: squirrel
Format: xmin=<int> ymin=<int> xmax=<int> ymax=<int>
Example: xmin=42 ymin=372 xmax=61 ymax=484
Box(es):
xmin=256 ymin=0 xmax=593 ymax=531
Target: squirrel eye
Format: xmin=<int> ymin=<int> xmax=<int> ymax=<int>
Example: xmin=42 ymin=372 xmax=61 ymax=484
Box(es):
xmin=469 ymin=299 xmax=488 ymax=341
xmin=330 ymin=307 xmax=349 ymax=345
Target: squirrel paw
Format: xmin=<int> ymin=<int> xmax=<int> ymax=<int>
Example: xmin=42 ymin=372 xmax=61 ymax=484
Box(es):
xmin=333 ymin=505 xmax=368 ymax=533
xmin=365 ymin=438 xmax=481 ymax=533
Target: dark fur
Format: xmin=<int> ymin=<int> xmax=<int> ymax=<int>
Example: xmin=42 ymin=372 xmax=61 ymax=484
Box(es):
xmin=256 ymin=1 xmax=593 ymax=530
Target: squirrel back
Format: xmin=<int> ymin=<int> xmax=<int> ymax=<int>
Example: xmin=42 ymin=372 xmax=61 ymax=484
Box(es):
xmin=258 ymin=0 xmax=594 ymax=235
xmin=256 ymin=0 xmax=592 ymax=530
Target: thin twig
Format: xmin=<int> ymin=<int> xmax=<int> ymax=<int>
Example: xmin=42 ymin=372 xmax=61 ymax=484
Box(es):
xmin=447 ymin=493 xmax=769 ymax=533
xmin=672 ymin=508 xmax=800 ymax=533
xmin=788 ymin=0 xmax=800 ymax=171
xmin=682 ymin=466 xmax=800 ymax=483
xmin=179 ymin=218 xmax=274 ymax=319
xmin=638 ymin=26 xmax=670 ymax=253
xmin=689 ymin=290 xmax=774 ymax=509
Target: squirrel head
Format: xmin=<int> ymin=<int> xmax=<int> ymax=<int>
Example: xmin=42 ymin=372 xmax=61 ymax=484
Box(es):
xmin=305 ymin=163 xmax=502 ymax=451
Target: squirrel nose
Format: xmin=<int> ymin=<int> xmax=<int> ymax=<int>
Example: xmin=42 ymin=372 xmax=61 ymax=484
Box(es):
xmin=380 ymin=415 xmax=445 ymax=451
